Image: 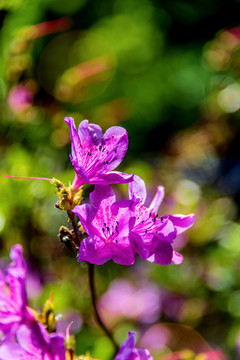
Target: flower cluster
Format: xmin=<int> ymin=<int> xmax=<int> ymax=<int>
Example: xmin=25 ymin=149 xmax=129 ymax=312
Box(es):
xmin=65 ymin=117 xmax=195 ymax=266
xmin=0 ymin=245 xmax=152 ymax=359
xmin=0 ymin=117 xmax=195 ymax=359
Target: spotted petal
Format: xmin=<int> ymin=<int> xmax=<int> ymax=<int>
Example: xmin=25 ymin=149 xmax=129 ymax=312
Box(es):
xmin=65 ymin=117 xmax=132 ymax=188
xmin=73 ymin=185 xmax=116 ymax=238
xmin=101 ymin=125 xmax=129 ymax=171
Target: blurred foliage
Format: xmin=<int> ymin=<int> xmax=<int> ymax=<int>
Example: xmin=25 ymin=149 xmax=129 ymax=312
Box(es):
xmin=1 ymin=0 xmax=240 ymax=359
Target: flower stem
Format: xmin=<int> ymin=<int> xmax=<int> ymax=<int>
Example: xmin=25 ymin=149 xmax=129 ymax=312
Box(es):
xmin=66 ymin=210 xmax=119 ymax=354
xmin=67 ymin=210 xmax=80 ymax=248
xmin=87 ymin=263 xmax=119 ymax=355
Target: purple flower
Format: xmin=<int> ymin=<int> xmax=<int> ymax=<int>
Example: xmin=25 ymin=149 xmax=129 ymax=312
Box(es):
xmin=0 ymin=244 xmax=30 ymax=337
xmin=114 ymin=332 xmax=153 ymax=360
xmin=73 ymin=185 xmax=135 ymax=265
xmin=128 ymin=176 xmax=195 ymax=265
xmin=73 ymin=176 xmax=194 ymax=266
xmin=0 ymin=321 xmax=65 ymax=360
xmin=65 ymin=117 xmax=133 ymax=189
xmin=0 ymin=245 xmax=66 ymax=359
xmin=99 ymin=279 xmax=161 ymax=324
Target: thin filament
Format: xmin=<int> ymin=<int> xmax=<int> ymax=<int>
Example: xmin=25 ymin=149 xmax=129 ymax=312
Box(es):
xmin=0 ymin=174 xmax=52 ymax=181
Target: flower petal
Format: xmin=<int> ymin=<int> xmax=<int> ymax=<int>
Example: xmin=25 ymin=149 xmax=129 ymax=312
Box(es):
xmin=128 ymin=175 xmax=147 ymax=206
xmin=91 ymin=171 xmax=134 ymax=185
xmin=111 ymin=237 xmax=135 ymax=266
xmin=78 ymin=237 xmax=112 ymax=265
xmin=71 ymin=158 xmax=90 ymax=188
xmin=64 ymin=117 xmax=82 ymax=162
xmin=102 ymin=126 xmax=128 ymax=171
xmin=130 ymin=232 xmax=150 ymax=259
xmin=115 ymin=332 xmax=153 ymax=360
xmin=78 ymin=119 xmax=103 ymax=147
xmin=148 ymin=186 xmax=165 ymax=214
xmin=167 ymin=214 xmax=195 ymax=235
xmin=152 ymin=220 xmax=176 ymax=243
xmin=73 ymin=185 xmax=116 ymax=237
xmin=6 ymin=244 xmax=27 ymax=311
xmin=49 ymin=333 xmax=66 ymax=360
xmin=147 ymin=238 xmax=173 ymax=266
xmin=171 ymin=251 xmax=183 ymax=265
xmin=0 ymin=338 xmax=29 ymax=360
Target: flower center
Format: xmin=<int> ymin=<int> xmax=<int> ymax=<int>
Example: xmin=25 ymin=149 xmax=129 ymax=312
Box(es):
xmin=101 ymin=220 xmax=119 ymax=243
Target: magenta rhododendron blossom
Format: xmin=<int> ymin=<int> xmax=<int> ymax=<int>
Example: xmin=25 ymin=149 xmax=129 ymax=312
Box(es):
xmin=0 ymin=322 xmax=65 ymax=360
xmin=129 ymin=176 xmax=195 ymax=265
xmin=73 ymin=185 xmax=135 ymax=265
xmin=0 ymin=244 xmax=30 ymax=337
xmin=73 ymin=177 xmax=194 ymax=266
xmin=65 ymin=117 xmax=133 ymax=189
xmin=114 ymin=332 xmax=153 ymax=360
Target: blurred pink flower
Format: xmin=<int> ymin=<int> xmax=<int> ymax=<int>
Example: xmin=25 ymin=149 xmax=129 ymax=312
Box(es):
xmin=0 ymin=245 xmax=65 ymax=359
xmin=99 ymin=279 xmax=161 ymax=324
xmin=8 ymin=85 xmax=33 ymax=113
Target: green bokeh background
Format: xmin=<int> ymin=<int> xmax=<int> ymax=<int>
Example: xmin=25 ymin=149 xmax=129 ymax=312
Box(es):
xmin=1 ymin=0 xmax=240 ymax=358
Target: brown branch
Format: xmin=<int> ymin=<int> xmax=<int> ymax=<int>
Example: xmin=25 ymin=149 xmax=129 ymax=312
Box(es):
xmin=87 ymin=263 xmax=119 ymax=355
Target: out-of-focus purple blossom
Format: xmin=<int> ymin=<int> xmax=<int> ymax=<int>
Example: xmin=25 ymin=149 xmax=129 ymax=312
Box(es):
xmin=0 ymin=245 xmax=66 ymax=359
xmin=25 ymin=267 xmax=43 ymax=300
xmin=162 ymin=294 xmax=184 ymax=322
xmin=128 ymin=176 xmax=195 ymax=265
xmin=139 ymin=324 xmax=169 ymax=352
xmin=0 ymin=244 xmax=31 ymax=337
xmin=99 ymin=279 xmax=161 ymax=324
xmin=56 ymin=311 xmax=82 ymax=335
xmin=73 ymin=185 xmax=135 ymax=265
xmin=8 ymin=85 xmax=33 ymax=113
xmin=237 ymin=335 xmax=240 ymax=360
xmin=65 ymin=117 xmax=133 ymax=189
xmin=114 ymin=332 xmax=153 ymax=360
xmin=0 ymin=321 xmax=65 ymax=360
